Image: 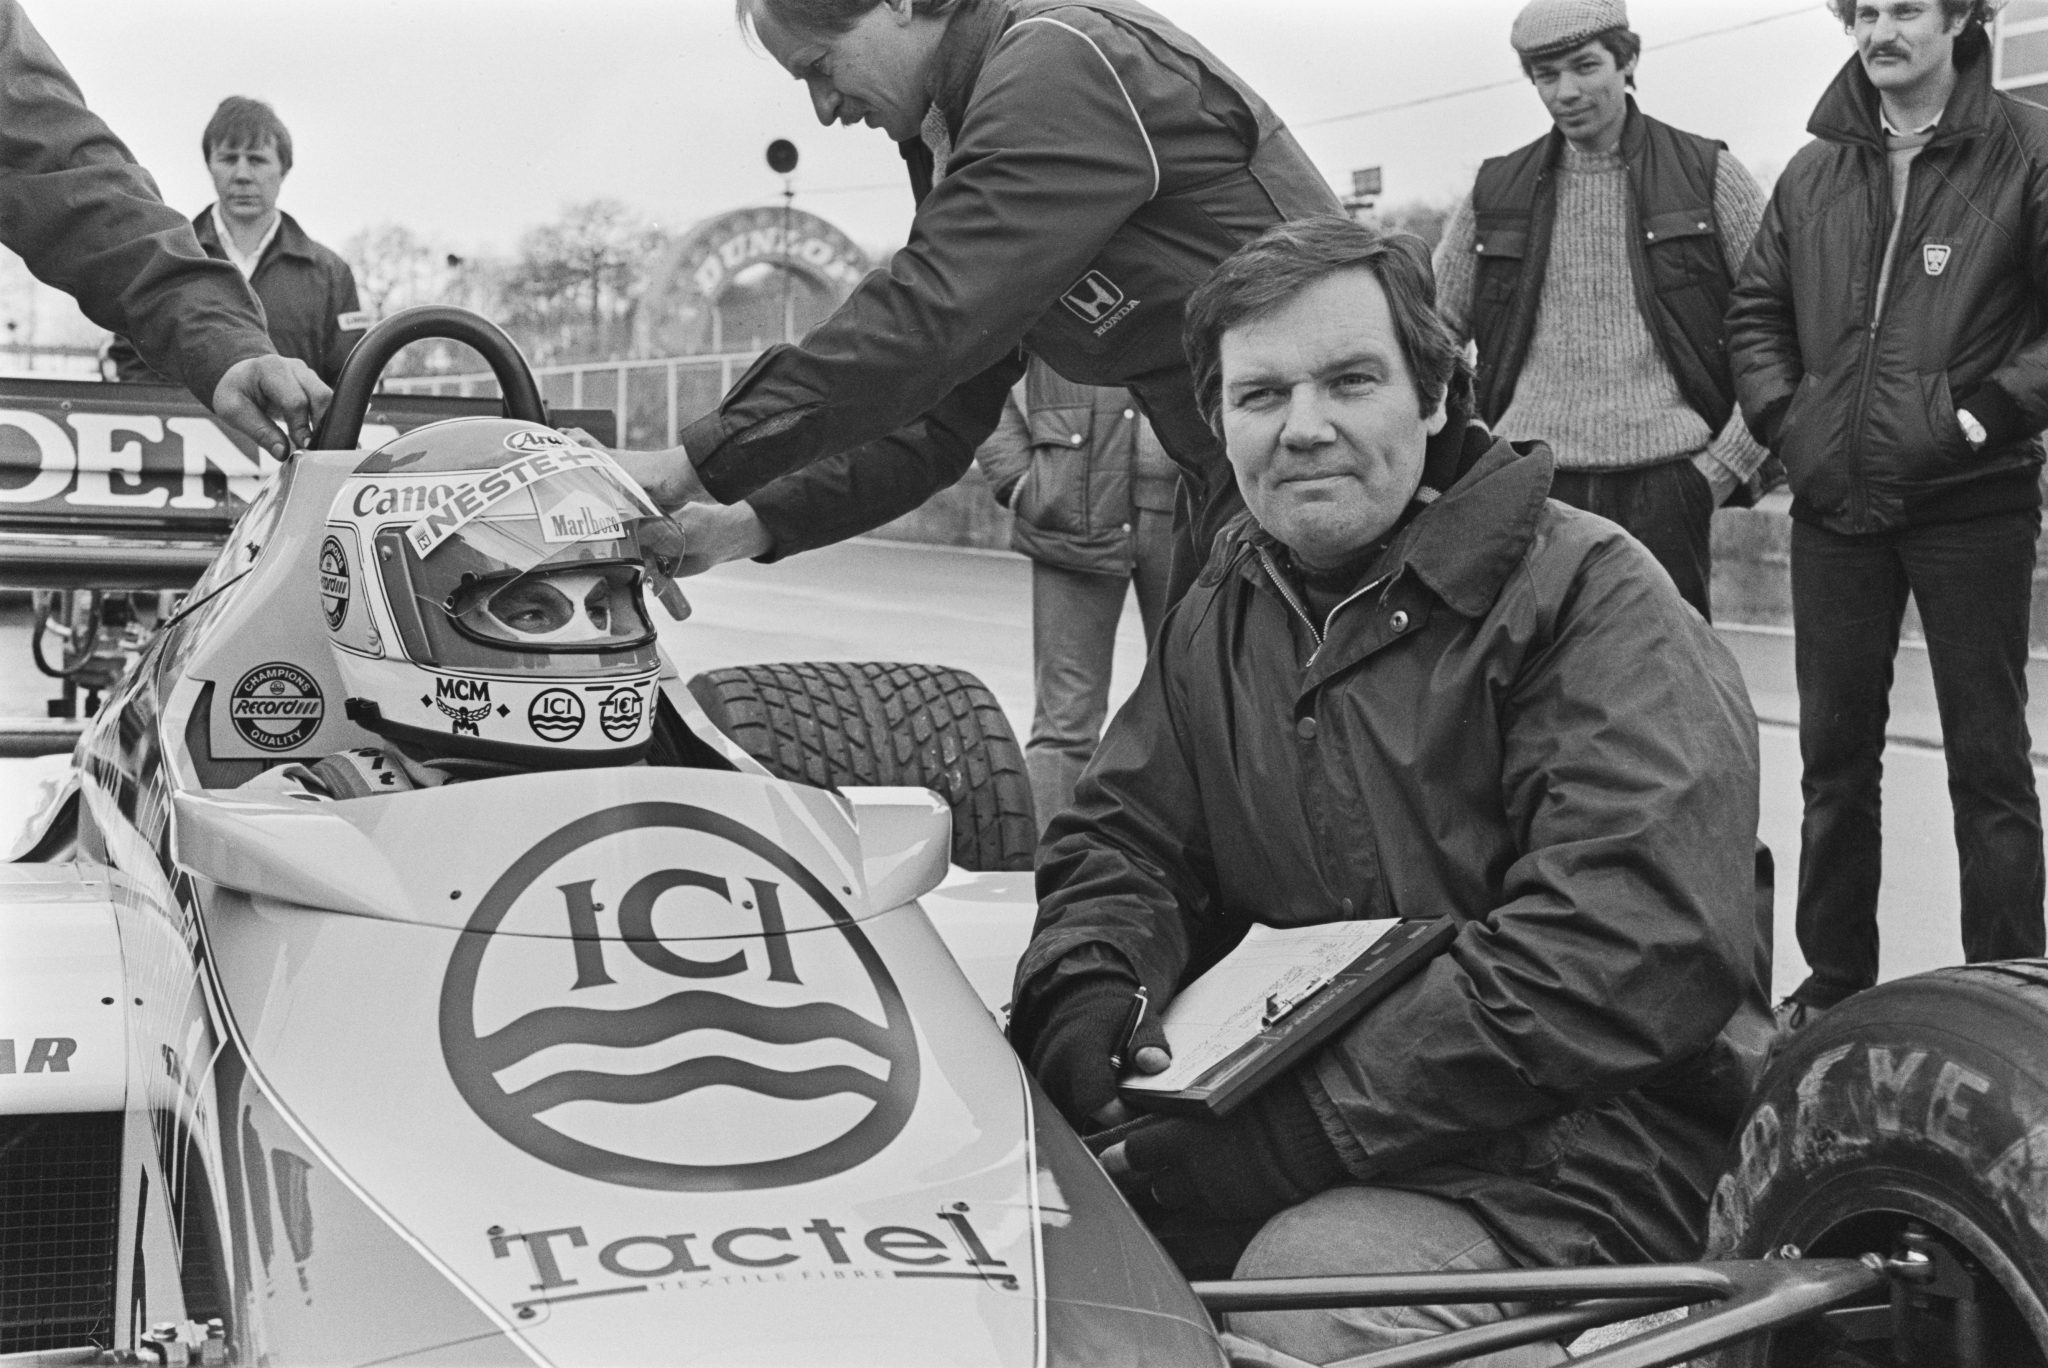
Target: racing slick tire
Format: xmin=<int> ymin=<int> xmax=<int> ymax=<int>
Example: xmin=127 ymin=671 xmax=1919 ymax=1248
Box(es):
xmin=687 ymin=660 xmax=1036 ymax=873
xmin=1707 ymin=962 xmax=2048 ymax=1366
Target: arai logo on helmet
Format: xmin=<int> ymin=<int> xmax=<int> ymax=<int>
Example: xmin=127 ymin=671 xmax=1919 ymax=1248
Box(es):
xmin=505 ymin=429 xmax=579 ymax=455
xmin=439 ymin=805 xmax=919 ymax=1190
xmin=318 ymin=535 xmax=350 ymax=631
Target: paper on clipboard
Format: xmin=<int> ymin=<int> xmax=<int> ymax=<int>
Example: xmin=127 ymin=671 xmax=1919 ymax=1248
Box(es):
xmin=1122 ymin=919 xmax=1400 ymax=1097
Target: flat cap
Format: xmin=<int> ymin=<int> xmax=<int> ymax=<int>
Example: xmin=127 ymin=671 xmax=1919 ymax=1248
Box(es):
xmin=1510 ymin=0 xmax=1629 ymax=57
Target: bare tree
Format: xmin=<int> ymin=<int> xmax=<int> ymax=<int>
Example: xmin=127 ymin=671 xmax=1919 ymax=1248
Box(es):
xmin=501 ymin=199 xmax=668 ymax=363
xmin=342 ymin=223 xmax=453 ymax=318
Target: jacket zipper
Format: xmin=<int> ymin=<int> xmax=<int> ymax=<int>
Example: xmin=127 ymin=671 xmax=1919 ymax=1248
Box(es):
xmin=1254 ymin=547 xmax=1393 ymax=668
xmin=1849 ymin=142 xmax=1923 ymax=528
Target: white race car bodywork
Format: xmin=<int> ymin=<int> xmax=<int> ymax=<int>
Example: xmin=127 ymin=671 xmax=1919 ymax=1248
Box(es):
xmin=0 ymin=449 xmax=1218 ymax=1367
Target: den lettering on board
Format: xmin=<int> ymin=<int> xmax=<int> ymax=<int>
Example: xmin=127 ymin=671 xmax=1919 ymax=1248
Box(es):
xmin=0 ymin=407 xmax=276 ymax=509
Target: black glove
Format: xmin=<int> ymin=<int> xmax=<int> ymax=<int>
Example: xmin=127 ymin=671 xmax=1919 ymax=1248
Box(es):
xmin=1118 ymin=1076 xmax=1347 ymax=1223
xmin=1010 ymin=973 xmax=1167 ymax=1130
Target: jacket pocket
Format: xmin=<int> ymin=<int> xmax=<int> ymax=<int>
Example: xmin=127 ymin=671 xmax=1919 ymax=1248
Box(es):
xmin=1861 ymin=369 xmax=1972 ymax=490
xmin=1777 ymin=371 xmax=1849 ymax=516
xmin=1642 ymin=209 xmax=1723 ymax=289
xmin=1015 ymin=405 xmax=1093 ymax=536
xmin=1471 ymin=225 xmax=1527 ymax=311
xmin=1924 ymin=370 xmax=1972 ymax=467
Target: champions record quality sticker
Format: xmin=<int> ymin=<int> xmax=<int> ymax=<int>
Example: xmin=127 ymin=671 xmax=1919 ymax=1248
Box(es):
xmin=229 ymin=662 xmax=324 ymax=751
xmin=439 ymin=803 xmax=919 ymax=1191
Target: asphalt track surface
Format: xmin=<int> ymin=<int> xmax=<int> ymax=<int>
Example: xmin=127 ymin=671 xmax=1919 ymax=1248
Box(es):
xmin=8 ymin=537 xmax=2048 ymax=1001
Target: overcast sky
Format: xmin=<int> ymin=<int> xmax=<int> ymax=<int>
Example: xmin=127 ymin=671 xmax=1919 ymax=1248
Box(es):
xmin=34 ymin=0 xmax=1857 ymax=264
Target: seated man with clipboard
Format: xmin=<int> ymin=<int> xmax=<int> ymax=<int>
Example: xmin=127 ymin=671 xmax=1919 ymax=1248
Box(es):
xmin=1006 ymin=217 xmax=1769 ymax=1367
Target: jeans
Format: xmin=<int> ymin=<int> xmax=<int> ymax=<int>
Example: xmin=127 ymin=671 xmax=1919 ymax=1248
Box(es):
xmin=1789 ymin=510 xmax=2046 ymax=1007
xmin=1548 ymin=457 xmax=1715 ymax=619
xmin=1225 ymin=1186 xmax=1568 ymax=1368
xmin=1026 ymin=506 xmax=1173 ymax=829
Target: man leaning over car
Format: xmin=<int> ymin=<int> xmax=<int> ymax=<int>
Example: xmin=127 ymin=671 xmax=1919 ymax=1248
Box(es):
xmin=1008 ymin=217 xmax=1770 ymax=1367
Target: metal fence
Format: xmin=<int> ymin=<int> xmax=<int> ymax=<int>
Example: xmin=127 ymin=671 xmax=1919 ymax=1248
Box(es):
xmin=383 ymin=352 xmax=762 ymax=448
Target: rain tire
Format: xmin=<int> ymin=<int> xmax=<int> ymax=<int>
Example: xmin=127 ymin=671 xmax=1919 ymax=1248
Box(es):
xmin=687 ymin=661 xmax=1036 ymax=873
xmin=1707 ymin=962 xmax=2048 ymax=1366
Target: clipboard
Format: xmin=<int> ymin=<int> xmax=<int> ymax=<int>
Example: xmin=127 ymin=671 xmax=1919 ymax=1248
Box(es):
xmin=1118 ymin=916 xmax=1455 ymax=1119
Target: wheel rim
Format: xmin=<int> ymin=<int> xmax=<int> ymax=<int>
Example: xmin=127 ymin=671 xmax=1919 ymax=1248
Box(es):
xmin=1751 ymin=1170 xmax=2048 ymax=1366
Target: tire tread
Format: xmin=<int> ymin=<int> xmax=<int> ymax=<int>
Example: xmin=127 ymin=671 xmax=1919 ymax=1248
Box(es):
xmin=687 ymin=661 xmax=1036 ymax=872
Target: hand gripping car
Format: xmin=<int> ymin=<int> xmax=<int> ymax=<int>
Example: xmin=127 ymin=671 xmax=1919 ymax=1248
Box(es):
xmin=6 ymin=308 xmax=2048 ymax=1368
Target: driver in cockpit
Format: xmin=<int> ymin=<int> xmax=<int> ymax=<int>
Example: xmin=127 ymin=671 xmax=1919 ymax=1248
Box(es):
xmin=247 ymin=418 xmax=685 ymax=800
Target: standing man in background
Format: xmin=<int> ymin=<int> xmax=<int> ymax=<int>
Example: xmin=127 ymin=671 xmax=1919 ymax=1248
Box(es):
xmin=1433 ymin=0 xmax=1768 ymax=618
xmin=974 ymin=357 xmax=1177 ymax=829
xmin=0 ymin=3 xmax=324 ymax=455
xmin=111 ymin=96 xmax=367 ymax=386
xmin=1729 ymin=0 xmax=2048 ymax=1041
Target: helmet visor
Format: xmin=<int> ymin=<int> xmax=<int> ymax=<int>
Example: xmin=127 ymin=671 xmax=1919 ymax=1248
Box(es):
xmin=376 ymin=455 xmax=678 ymax=666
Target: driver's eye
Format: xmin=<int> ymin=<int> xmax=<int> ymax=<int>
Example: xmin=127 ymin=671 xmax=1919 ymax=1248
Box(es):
xmin=584 ymin=580 xmax=611 ymax=631
xmin=489 ymin=581 xmax=573 ymax=634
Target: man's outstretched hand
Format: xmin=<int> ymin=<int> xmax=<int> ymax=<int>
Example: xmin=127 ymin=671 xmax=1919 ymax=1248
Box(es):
xmin=212 ymin=355 xmax=329 ymax=458
xmin=662 ymin=500 xmax=773 ymax=575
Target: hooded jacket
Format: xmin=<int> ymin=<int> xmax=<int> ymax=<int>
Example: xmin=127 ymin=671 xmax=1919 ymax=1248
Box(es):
xmin=1727 ymin=24 xmax=2048 ymax=532
xmin=701 ymin=0 xmax=1340 ymax=583
xmin=1015 ymin=426 xmax=1769 ymax=1266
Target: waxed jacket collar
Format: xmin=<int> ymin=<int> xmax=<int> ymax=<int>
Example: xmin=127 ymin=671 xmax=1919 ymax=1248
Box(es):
xmin=193 ymin=206 xmax=318 ymax=268
xmin=1807 ymin=21 xmax=1993 ymax=151
xmin=1225 ymin=423 xmax=1554 ymax=622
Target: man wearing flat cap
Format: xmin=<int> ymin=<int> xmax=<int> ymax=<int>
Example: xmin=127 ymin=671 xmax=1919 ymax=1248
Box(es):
xmin=1432 ymin=0 xmax=1768 ymax=619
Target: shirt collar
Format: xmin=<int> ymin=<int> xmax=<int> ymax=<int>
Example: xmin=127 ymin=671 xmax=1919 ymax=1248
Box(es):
xmin=1880 ymin=106 xmax=1945 ymax=138
xmin=210 ymin=203 xmax=282 ymax=280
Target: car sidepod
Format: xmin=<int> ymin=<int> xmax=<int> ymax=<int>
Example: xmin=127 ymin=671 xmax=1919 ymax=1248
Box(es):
xmin=172 ymin=766 xmax=1220 ymax=1366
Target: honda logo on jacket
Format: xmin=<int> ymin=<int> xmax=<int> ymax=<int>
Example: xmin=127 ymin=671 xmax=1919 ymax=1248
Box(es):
xmin=1061 ymin=270 xmax=1126 ymax=324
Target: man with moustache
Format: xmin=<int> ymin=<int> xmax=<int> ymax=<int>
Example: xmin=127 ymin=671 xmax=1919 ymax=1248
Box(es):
xmin=1728 ymin=0 xmax=2048 ymax=1044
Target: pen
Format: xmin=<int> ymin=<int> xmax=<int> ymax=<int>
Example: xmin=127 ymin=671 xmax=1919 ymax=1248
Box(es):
xmin=1109 ymin=985 xmax=1149 ymax=1072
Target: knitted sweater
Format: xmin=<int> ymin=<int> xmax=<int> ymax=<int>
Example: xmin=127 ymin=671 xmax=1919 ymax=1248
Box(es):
xmin=1435 ymin=142 xmax=1769 ymax=480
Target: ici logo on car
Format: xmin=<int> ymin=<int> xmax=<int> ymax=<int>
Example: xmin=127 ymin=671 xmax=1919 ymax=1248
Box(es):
xmin=439 ymin=803 xmax=918 ymax=1190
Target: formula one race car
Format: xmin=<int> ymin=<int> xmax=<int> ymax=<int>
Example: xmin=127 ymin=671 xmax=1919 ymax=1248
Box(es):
xmin=4 ymin=308 xmax=2047 ymax=1368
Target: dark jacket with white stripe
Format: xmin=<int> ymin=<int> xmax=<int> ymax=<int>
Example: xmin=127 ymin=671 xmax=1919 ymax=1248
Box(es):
xmin=707 ymin=0 xmax=1339 ymax=592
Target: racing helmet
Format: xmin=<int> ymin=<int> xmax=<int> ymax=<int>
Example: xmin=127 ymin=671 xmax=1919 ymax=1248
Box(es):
xmin=322 ymin=417 xmax=680 ymax=767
